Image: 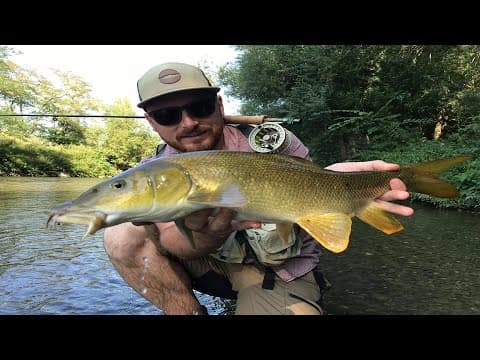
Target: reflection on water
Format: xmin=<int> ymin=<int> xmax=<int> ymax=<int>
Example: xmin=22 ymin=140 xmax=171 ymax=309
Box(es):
xmin=0 ymin=177 xmax=479 ymax=315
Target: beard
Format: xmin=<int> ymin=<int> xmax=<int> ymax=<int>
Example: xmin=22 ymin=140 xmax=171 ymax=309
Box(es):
xmin=166 ymin=122 xmax=224 ymax=153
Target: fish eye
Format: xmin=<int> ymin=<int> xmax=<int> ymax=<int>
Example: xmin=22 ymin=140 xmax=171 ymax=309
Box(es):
xmin=111 ymin=180 xmax=127 ymax=190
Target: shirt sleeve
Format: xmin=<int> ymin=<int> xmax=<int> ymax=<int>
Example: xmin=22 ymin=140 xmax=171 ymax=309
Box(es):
xmin=283 ymin=129 xmax=310 ymax=160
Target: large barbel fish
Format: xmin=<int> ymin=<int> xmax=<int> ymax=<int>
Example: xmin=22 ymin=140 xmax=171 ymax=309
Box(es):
xmin=47 ymin=151 xmax=470 ymax=253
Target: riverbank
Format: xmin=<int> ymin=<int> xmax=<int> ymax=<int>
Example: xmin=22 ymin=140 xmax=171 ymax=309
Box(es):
xmin=0 ymin=134 xmax=117 ymax=177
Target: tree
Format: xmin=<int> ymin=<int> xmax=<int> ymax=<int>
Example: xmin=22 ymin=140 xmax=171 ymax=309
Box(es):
xmin=100 ymin=97 xmax=159 ymax=171
xmin=37 ymin=70 xmax=104 ymax=145
xmin=219 ymin=45 xmax=480 ymax=164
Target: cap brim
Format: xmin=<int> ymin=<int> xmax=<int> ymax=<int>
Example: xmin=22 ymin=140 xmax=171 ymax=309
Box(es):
xmin=137 ymin=87 xmax=220 ymax=108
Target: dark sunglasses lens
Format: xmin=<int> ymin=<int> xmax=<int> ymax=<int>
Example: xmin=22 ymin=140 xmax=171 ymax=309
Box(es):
xmin=149 ymin=97 xmax=216 ymax=126
xmin=150 ymin=108 xmax=182 ymax=126
xmin=186 ymin=98 xmax=216 ymax=117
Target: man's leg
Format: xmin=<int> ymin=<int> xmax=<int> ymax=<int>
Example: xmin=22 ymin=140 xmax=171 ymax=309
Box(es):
xmin=103 ymin=223 xmax=206 ymax=315
xmin=227 ymin=264 xmax=324 ymax=315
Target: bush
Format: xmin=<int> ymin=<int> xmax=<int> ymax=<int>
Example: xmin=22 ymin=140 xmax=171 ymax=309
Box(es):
xmin=0 ymin=134 xmax=116 ymax=177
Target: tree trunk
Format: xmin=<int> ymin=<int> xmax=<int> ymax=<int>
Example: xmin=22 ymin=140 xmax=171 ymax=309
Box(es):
xmin=434 ymin=111 xmax=447 ymax=140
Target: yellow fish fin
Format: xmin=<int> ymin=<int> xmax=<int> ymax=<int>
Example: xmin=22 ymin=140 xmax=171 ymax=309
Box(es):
xmin=356 ymin=202 xmax=404 ymax=235
xmin=404 ymin=156 xmax=471 ymax=198
xmin=276 ymin=222 xmax=294 ymax=245
xmin=297 ymin=213 xmax=352 ymax=253
xmin=187 ymin=182 xmax=248 ymax=208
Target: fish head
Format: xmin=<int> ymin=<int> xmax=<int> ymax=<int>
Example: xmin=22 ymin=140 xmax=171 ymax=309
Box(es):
xmin=47 ymin=160 xmax=193 ymax=236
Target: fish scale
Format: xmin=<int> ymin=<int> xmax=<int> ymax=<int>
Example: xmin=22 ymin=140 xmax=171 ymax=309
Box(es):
xmin=164 ymin=151 xmax=393 ymax=218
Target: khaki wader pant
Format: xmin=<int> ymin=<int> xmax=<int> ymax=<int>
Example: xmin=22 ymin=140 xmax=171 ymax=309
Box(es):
xmin=181 ymin=256 xmax=325 ymax=315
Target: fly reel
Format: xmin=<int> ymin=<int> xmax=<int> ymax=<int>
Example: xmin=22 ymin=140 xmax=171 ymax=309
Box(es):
xmin=248 ymin=122 xmax=291 ymax=153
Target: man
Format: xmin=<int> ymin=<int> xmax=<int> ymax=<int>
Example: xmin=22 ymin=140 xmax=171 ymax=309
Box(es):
xmin=103 ymin=62 xmax=412 ymax=315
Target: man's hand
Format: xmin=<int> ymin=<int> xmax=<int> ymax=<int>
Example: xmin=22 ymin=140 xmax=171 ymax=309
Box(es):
xmin=172 ymin=208 xmax=259 ymax=255
xmin=325 ymin=160 xmax=414 ymax=216
xmin=184 ymin=208 xmax=261 ymax=234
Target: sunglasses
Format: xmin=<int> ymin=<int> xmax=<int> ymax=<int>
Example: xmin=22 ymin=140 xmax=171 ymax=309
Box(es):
xmin=147 ymin=96 xmax=217 ymax=126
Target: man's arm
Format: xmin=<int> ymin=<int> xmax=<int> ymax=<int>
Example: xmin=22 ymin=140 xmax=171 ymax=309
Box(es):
xmin=141 ymin=209 xmax=261 ymax=259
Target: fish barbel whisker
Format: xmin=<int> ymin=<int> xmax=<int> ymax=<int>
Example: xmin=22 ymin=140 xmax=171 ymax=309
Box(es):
xmin=46 ymin=209 xmax=107 ymax=235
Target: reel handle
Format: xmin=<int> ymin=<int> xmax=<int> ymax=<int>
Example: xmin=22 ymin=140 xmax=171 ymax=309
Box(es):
xmin=223 ymin=115 xmax=267 ymax=125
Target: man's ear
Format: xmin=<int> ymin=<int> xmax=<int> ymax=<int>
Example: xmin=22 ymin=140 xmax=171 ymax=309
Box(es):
xmin=217 ymin=95 xmax=224 ymax=117
xmin=145 ymin=113 xmax=155 ymax=127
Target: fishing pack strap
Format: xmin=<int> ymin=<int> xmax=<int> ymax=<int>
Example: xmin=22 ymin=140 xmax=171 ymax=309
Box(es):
xmin=312 ymin=266 xmax=332 ymax=310
xmin=237 ymin=230 xmax=276 ymax=290
xmin=155 ymin=143 xmax=167 ymax=156
xmin=262 ymin=267 xmax=276 ymax=290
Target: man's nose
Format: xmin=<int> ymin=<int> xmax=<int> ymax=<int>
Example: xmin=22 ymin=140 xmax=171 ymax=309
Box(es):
xmin=179 ymin=111 xmax=199 ymax=128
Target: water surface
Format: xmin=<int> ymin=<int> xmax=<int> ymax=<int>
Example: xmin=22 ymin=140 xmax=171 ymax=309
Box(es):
xmin=0 ymin=177 xmax=478 ymax=315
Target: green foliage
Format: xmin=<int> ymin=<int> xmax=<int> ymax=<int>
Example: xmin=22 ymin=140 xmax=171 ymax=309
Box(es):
xmin=0 ymin=111 xmax=31 ymax=137
xmin=1 ymin=49 xmax=103 ymax=144
xmin=0 ymin=134 xmax=73 ymax=176
xmin=42 ymin=117 xmax=87 ymax=145
xmin=100 ymin=98 xmax=159 ymax=171
xmin=356 ymin=138 xmax=479 ymax=210
xmin=63 ymin=145 xmax=116 ymax=177
xmin=219 ymin=45 xmax=480 ymax=211
xmin=0 ymin=49 xmax=159 ymax=177
xmin=0 ymin=134 xmax=116 ymax=177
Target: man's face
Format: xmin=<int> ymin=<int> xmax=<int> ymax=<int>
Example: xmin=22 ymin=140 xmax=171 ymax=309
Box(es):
xmin=144 ymin=90 xmax=225 ymax=153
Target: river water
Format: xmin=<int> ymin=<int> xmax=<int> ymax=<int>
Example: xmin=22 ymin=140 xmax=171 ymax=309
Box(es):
xmin=0 ymin=177 xmax=478 ymax=315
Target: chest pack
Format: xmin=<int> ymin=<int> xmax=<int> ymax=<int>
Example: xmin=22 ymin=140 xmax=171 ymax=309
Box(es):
xmin=155 ymin=123 xmax=291 ymax=156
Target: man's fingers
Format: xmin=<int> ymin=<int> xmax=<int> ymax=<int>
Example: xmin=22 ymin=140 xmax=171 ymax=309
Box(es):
xmin=232 ymin=220 xmax=262 ymax=231
xmin=374 ymin=199 xmax=414 ymax=217
xmin=389 ymin=178 xmax=407 ymax=191
xmin=208 ymin=208 xmax=237 ymax=233
xmin=183 ymin=209 xmax=214 ymax=231
xmin=370 ymin=161 xmax=400 ymax=172
xmin=184 ymin=208 xmax=254 ymax=236
xmin=378 ymin=189 xmax=410 ymax=202
xmin=326 ymin=160 xmax=401 ymax=172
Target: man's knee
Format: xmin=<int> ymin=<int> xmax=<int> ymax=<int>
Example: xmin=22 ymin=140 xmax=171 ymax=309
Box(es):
xmin=103 ymin=223 xmax=148 ymax=265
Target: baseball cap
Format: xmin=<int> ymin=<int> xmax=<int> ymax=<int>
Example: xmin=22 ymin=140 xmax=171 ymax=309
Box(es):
xmin=137 ymin=62 xmax=220 ymax=108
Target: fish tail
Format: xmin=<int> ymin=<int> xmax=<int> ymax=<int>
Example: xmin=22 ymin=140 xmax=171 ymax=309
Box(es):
xmin=400 ymin=156 xmax=471 ymax=198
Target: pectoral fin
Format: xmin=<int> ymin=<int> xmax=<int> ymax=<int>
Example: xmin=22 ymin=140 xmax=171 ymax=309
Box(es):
xmin=356 ymin=202 xmax=404 ymax=235
xmin=187 ymin=183 xmax=248 ymax=208
xmin=175 ymin=218 xmax=196 ymax=249
xmin=297 ymin=213 xmax=352 ymax=253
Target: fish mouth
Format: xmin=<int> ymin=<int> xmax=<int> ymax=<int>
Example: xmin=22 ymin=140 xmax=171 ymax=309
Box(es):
xmin=47 ymin=202 xmax=107 ymax=237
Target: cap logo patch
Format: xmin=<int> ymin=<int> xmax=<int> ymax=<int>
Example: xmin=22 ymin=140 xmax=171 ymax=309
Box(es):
xmin=158 ymin=69 xmax=181 ymax=84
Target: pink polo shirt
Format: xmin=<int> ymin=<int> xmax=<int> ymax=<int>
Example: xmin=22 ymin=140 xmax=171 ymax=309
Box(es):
xmin=145 ymin=125 xmax=321 ymax=282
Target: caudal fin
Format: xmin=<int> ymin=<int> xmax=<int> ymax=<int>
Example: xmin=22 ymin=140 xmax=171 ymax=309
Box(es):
xmin=402 ymin=156 xmax=471 ymax=198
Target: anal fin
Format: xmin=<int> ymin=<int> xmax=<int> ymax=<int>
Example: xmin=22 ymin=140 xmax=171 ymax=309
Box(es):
xmin=297 ymin=213 xmax=352 ymax=253
xmin=356 ymin=202 xmax=404 ymax=235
